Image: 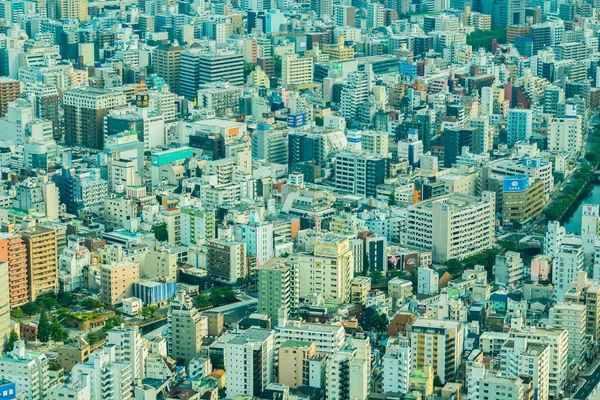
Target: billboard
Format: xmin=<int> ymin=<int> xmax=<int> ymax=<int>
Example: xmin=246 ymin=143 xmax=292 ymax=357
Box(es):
xmin=503 ymin=174 xmax=529 ymax=193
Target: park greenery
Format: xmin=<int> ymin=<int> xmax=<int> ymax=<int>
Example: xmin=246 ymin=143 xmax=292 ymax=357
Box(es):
xmin=543 ymin=164 xmax=594 ymax=221
xmin=466 ymin=29 xmax=507 ymax=52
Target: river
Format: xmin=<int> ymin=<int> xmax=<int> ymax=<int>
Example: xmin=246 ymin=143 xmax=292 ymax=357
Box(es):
xmin=564 ymin=184 xmax=600 ymax=234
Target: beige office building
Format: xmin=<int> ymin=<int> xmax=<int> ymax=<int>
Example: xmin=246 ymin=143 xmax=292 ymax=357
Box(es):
xmin=278 ymin=341 xmax=317 ymax=389
xmin=405 ymin=192 xmax=495 ymax=262
xmin=100 ymin=261 xmax=139 ymax=305
xmin=23 ymin=227 xmax=58 ymax=301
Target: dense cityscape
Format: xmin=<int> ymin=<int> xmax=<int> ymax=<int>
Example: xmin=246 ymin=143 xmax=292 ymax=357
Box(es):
xmin=0 ymin=0 xmax=599 ymax=399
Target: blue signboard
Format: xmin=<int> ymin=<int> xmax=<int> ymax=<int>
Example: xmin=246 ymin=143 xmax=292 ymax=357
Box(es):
xmin=503 ymin=174 xmax=529 ymax=192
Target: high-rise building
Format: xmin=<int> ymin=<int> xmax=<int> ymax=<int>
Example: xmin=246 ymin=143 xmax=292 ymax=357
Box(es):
xmin=367 ymin=2 xmax=384 ymax=28
xmin=310 ymin=0 xmax=332 ymax=18
xmin=550 ymin=302 xmax=587 ymax=364
xmin=382 ymin=337 xmax=411 ymax=394
xmin=0 ymin=77 xmax=21 ymax=118
xmin=153 ymin=43 xmax=185 ymax=95
xmin=500 ymin=338 xmax=550 ymax=400
xmin=100 ymin=261 xmax=139 ymax=305
xmin=180 ymin=207 xmax=216 ymax=245
xmin=167 ymin=291 xmax=207 ymax=366
xmin=362 ymin=130 xmax=389 ymax=156
xmin=0 ymin=261 xmax=9 ymax=352
xmin=565 ymin=272 xmax=600 ymax=340
xmin=106 ymin=326 xmax=147 ymax=382
xmin=282 ymin=54 xmax=313 ymax=88
xmin=225 ymin=328 xmax=275 ymax=398
xmin=206 ymin=238 xmax=247 ymax=284
xmin=408 ymin=318 xmax=463 ymax=384
xmin=179 ymin=49 xmax=244 ymax=100
xmin=251 ymin=124 xmax=288 ymax=165
xmin=0 ymin=233 xmax=28 ymax=308
xmin=288 ymin=130 xmax=326 ymax=169
xmin=63 ymin=87 xmax=126 ymax=150
xmin=326 ymin=338 xmax=371 ymax=400
xmin=341 ymin=71 xmax=369 ymax=121
xmin=333 ymin=4 xmax=355 ymax=27
xmin=276 ymin=321 xmax=346 ymax=354
xmin=510 ymin=327 xmax=569 ymax=398
xmin=507 ymin=108 xmax=532 ymax=147
xmin=296 ymin=234 xmax=354 ymax=302
xmin=30 ymin=85 xmax=63 ymax=141
xmin=234 ymin=211 xmax=274 ymax=268
xmin=71 ymin=347 xmax=132 ymax=400
xmin=0 ymin=341 xmax=50 ymax=400
xmin=491 ymin=0 xmax=526 ymax=29
xmin=22 ymin=227 xmax=57 ymax=301
xmin=258 ymin=257 xmax=291 ymax=324
xmin=549 ymin=115 xmax=583 ymax=155
xmin=56 ymin=0 xmax=88 ymax=21
xmin=277 ymin=341 xmax=319 ymax=389
xmin=406 ymin=192 xmax=495 ymax=263
xmin=553 ymin=238 xmax=584 ymax=301
xmin=493 ymin=251 xmax=524 ymax=287
xmin=335 ymin=151 xmax=387 ymax=198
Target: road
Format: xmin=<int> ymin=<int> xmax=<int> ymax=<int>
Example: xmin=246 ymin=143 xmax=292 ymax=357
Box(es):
xmin=574 ymin=362 xmax=600 ymax=400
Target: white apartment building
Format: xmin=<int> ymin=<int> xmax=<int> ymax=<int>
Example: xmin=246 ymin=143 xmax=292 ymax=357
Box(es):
xmin=71 ymin=347 xmax=132 ymax=400
xmin=493 ymin=251 xmax=524 ymax=287
xmin=0 ymin=341 xmax=49 ymax=400
xmin=382 ymin=337 xmax=411 ymax=394
xmin=552 ymin=238 xmax=585 ymax=301
xmin=295 ymin=234 xmax=354 ymax=302
xmin=417 ymin=266 xmax=439 ymax=295
xmin=276 ymin=321 xmax=346 ymax=353
xmin=507 ymin=108 xmax=532 ymax=146
xmin=225 ymin=328 xmax=275 ymax=398
xmin=327 ymin=338 xmax=371 ymax=400
xmin=500 ymin=338 xmax=550 ymax=400
xmin=234 ymin=211 xmax=274 ymax=268
xmin=549 ymin=115 xmax=583 ymax=155
xmin=550 ymin=302 xmax=587 ymax=365
xmin=478 ymin=374 xmax=526 ymax=400
xmin=405 ymin=192 xmax=495 ymax=263
xmin=510 ymin=327 xmax=569 ymax=398
xmin=282 ymin=54 xmax=313 ymax=88
xmin=106 ymin=326 xmax=148 ymax=382
xmin=544 ymin=221 xmax=566 ymax=256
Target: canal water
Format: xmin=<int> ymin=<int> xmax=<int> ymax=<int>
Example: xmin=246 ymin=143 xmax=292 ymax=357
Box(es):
xmin=564 ymin=184 xmax=600 ymax=234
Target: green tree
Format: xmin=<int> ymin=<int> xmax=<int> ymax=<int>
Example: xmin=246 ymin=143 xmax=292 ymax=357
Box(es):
xmin=210 ymin=288 xmax=237 ymax=306
xmin=81 ymin=298 xmax=103 ymax=310
xmin=10 ymin=308 xmax=23 ymax=320
xmin=152 ymin=223 xmax=169 ymax=242
xmin=369 ymin=270 xmax=384 ymax=283
xmin=466 ymin=29 xmax=507 ymax=52
xmin=58 ymin=292 xmax=78 ymax=308
xmin=22 ymin=302 xmax=40 ymax=317
xmin=369 ymin=313 xmax=388 ymax=332
xmin=4 ymin=330 xmax=18 ymax=352
xmin=37 ymin=311 xmax=51 ymax=343
xmin=433 ymin=375 xmax=443 ymax=387
xmin=315 ymin=117 xmax=324 ymax=126
xmin=36 ymin=297 xmax=58 ymax=311
xmin=51 ymin=316 xmax=66 ymax=342
xmin=86 ymin=331 xmax=102 ymax=345
xmin=194 ymin=294 xmax=211 ymax=309
xmin=389 ymin=192 xmax=396 ymax=206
